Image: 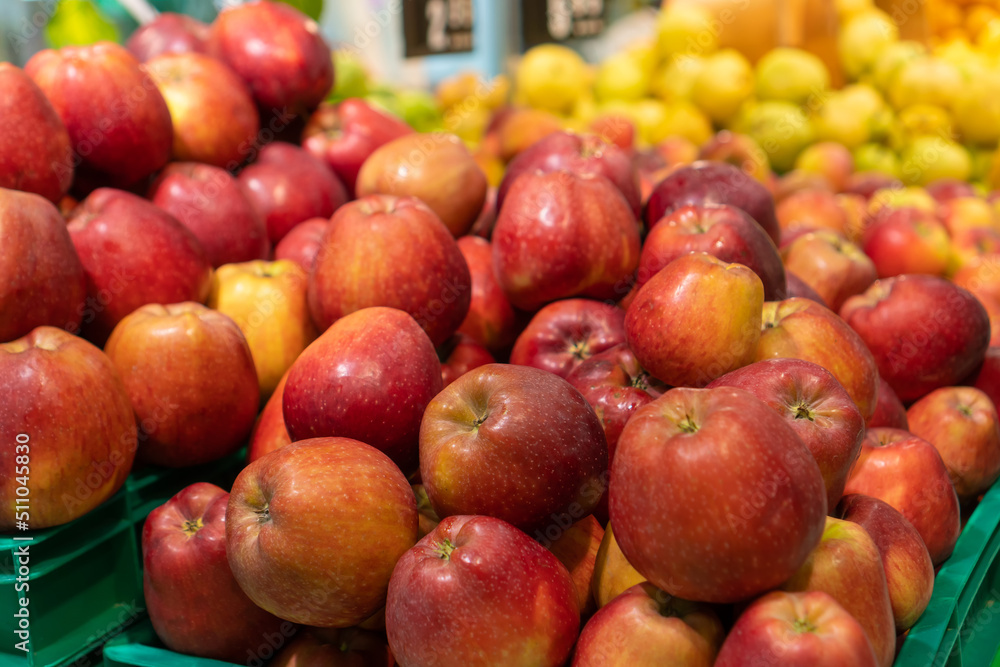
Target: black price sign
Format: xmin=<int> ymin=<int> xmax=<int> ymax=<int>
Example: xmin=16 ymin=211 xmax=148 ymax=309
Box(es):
xmin=522 ymin=0 xmax=606 ymax=49
xmin=403 ymin=0 xmax=475 ymax=57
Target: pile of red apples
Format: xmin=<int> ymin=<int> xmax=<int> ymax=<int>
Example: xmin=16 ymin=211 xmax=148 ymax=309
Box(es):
xmin=3 ymin=3 xmax=1000 ymax=666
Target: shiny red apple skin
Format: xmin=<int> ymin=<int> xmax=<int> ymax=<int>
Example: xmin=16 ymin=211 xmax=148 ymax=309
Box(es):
xmin=0 ymin=326 xmax=136 ymax=531
xmin=420 ymin=363 xmax=608 ymax=533
xmin=126 ymin=12 xmax=209 ymax=62
xmin=707 ymin=358 xmax=865 ymax=509
xmin=302 ymin=98 xmax=414 ymax=196
xmin=273 ymin=217 xmax=328 ymax=273
xmin=972 ymin=346 xmax=1000 ymax=409
xmin=439 ymin=334 xmax=495 ymax=386
xmin=777 ymin=190 xmax=852 ymax=237
xmin=907 ymin=386 xmax=1000 ymax=502
xmin=0 ymin=64 xmax=73 ymax=202
xmin=26 ymin=42 xmax=172 ymax=189
xmin=639 ymin=203 xmax=786 ymax=301
xmin=610 ymin=386 xmax=827 ymax=604
xmin=646 ymin=161 xmax=781 ymax=244
xmin=143 ymin=483 xmax=285 ymax=662
xmin=0 ymin=188 xmax=86 ymax=342
xmin=239 ymin=141 xmax=348 ymax=245
xmin=715 ymin=590 xmax=878 ymax=667
xmin=861 ymin=208 xmax=953 ymax=279
xmin=227 ymin=437 xmax=418 ymax=627
xmin=455 ymin=235 xmax=519 ymax=353
xmin=844 ymin=428 xmax=962 ymax=565
xmin=868 ymin=375 xmax=909 ymax=429
xmin=785 ymin=270 xmax=828 ymax=306
xmin=497 ymin=131 xmax=641 ymax=220
xmin=104 ymin=302 xmax=259 ymax=467
xmin=840 ymin=275 xmax=991 ymax=403
xmin=572 ymin=583 xmax=723 ymax=667
xmin=837 ymin=494 xmax=935 ymax=632
xmin=247 ymin=372 xmax=291 ymax=463
xmin=207 ymin=0 xmax=333 ymax=115
xmin=781 ymin=230 xmax=877 ymax=312
xmin=149 ymin=162 xmax=269 ymax=267
xmin=308 ymin=195 xmax=471 ymax=346
xmin=385 ymin=515 xmax=580 ymax=667
xmin=492 ymin=170 xmax=640 ymax=311
xmin=67 ymin=188 xmax=212 ymax=345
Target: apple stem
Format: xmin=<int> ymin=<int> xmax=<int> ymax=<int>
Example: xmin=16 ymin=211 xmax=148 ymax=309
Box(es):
xmin=181 ymin=517 xmax=203 ymax=536
xmin=433 ymin=539 xmax=456 ymax=560
xmin=255 ymin=503 xmax=271 ymax=524
xmin=792 ymin=403 xmax=815 ymax=421
xmin=792 ymin=618 xmax=817 ymax=634
xmin=678 ymin=416 xmax=699 ymax=434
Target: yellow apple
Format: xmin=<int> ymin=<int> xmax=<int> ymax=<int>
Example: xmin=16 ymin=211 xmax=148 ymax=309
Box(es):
xmin=838 ymin=10 xmax=899 ymax=80
xmin=655 ymin=4 xmax=718 ymax=62
xmin=900 ymin=137 xmax=972 ymax=186
xmin=515 ymin=44 xmax=590 ymax=115
xmin=691 ymin=49 xmax=755 ymax=126
xmin=650 ymin=54 xmax=706 ymax=102
xmin=755 ymin=47 xmax=830 ymax=106
xmin=888 ymin=56 xmax=963 ymax=111
xmin=954 ymin=70 xmax=1000 ymax=146
xmin=871 ymin=40 xmax=927 ymax=92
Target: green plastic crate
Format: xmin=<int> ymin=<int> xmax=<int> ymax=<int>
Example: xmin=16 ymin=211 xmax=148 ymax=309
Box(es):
xmin=102 ymin=620 xmax=243 ymax=667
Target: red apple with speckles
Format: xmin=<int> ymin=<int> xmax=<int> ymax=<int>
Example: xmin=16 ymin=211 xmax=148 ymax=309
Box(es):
xmin=386 ymin=515 xmax=579 ymax=667
xmin=143 ymin=483 xmax=285 ymax=662
xmin=610 ymin=386 xmax=827 ymax=604
xmin=511 ymin=299 xmax=626 ymax=379
xmin=439 ymin=334 xmax=494 ymax=386
xmin=274 ymin=217 xmax=328 ymax=273
xmin=867 ymin=375 xmax=909 ymax=430
xmin=455 ymin=235 xmax=519 ymax=353
xmin=780 ymin=230 xmax=877 ymax=312
xmin=126 ymin=12 xmax=209 ymax=62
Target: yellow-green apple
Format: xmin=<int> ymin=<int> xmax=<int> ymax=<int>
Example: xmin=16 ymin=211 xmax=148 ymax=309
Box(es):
xmin=67 ymin=188 xmax=212 ymax=345
xmin=0 ymin=326 xmax=136 ymax=530
xmin=492 ymin=170 xmax=640 ymax=311
xmin=247 ymin=372 xmax=291 ymax=464
xmin=638 ymin=204 xmax=786 ymax=301
xmin=868 ymin=375 xmax=909 ymax=430
xmin=698 ymin=131 xmax=772 ymax=186
xmin=497 ymin=131 xmax=641 ymax=220
xmin=0 ymin=64 xmax=73 ymax=202
xmin=207 ymin=1 xmax=332 ymax=116
xmin=837 ymin=494 xmax=935 ymax=632
xmin=455 ymin=236 xmax=519 ymax=354
xmin=385 ymin=515 xmax=579 ymax=667
xmin=302 ymin=98 xmax=413 ymax=197
xmin=546 ymin=515 xmax=604 ymax=616
xmin=126 ymin=12 xmax=209 ymax=62
xmin=420 ymin=363 xmax=608 ymax=533
xmin=707 ymin=358 xmax=865 ymax=509
xmin=104 ymin=302 xmax=258 ymax=467
xmin=610 ymin=386 xmax=827 ymax=603
xmin=308 ymin=195 xmax=471 ymax=346
xmin=149 ymin=162 xmax=269 ymax=267
xmin=839 ymin=276 xmax=990 ymax=402
xmin=861 ymin=208 xmax=953 ymax=278
xmin=283 ymin=307 xmax=440 ymax=473
xmin=646 ymin=161 xmax=781 ymax=245
xmin=26 ymin=42 xmax=172 ymax=191
xmin=273 ymin=217 xmax=328 ymax=273
xmin=795 ymin=142 xmax=855 ymax=192
xmin=907 ymin=387 xmax=1000 ymax=502
xmin=439 ymin=334 xmax=494 ymax=387
xmin=227 ymin=437 xmax=417 ymax=626
xmin=356 ymin=133 xmax=487 ymax=238
xmin=776 ymin=190 xmax=851 ymax=237
xmin=756 ymin=298 xmax=879 ymax=419
xmin=780 ymin=230 xmax=877 ymax=312
xmin=270 ymin=628 xmax=393 ymax=667
xmin=844 ymin=428 xmax=961 ymax=564
xmin=239 ymin=142 xmax=348 ymax=245
xmin=780 ymin=517 xmax=896 ymax=667
xmin=511 ymin=299 xmax=626 ymax=378
xmin=573 ymin=583 xmax=723 ymax=667
xmin=0 ymin=188 xmax=85 ymax=342
xmin=208 ymin=260 xmax=316 ymax=402
xmin=626 ymin=254 xmax=764 ymax=387
xmin=715 ymin=590 xmax=879 ymax=667
xmin=143 ymin=483 xmax=284 ymax=661
xmin=592 ymin=524 xmax=646 ymax=608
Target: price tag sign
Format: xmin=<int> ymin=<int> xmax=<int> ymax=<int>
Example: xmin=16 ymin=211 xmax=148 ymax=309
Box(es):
xmin=522 ymin=0 xmax=606 ymax=49
xmin=403 ymin=0 xmax=475 ymax=57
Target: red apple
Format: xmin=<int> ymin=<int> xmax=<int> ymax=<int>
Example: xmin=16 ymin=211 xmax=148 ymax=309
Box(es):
xmin=0 ymin=326 xmax=136 ymax=530
xmin=715 ymin=590 xmax=878 ymax=667
xmin=239 ymin=141 xmax=348 ymax=245
xmin=497 ymin=108 xmax=564 ymax=161
xmin=611 ymin=386 xmax=827 ymax=603
xmin=420 ymin=363 xmax=608 ymax=533
xmin=492 ymin=170 xmax=640 ymax=311
xmin=781 ymin=230 xmax=877 ymax=312
xmin=953 ymin=254 xmax=1000 ymax=306
xmin=67 ymin=188 xmax=212 ymax=345
xmin=590 ymin=114 xmax=636 ymax=152
xmin=143 ymin=483 xmax=285 ymax=662
xmin=126 ymin=12 xmax=209 ymax=62
xmin=638 ymin=203 xmax=786 ymax=301
xmin=777 ymin=190 xmax=851 ymax=237
xmin=972 ymin=346 xmax=1000 ymax=409
xmin=952 ymin=227 xmax=1000 ymax=270
xmin=698 ymin=131 xmax=772 ymax=186
xmin=247 ymin=372 xmax=291 ymax=464
xmin=455 ymin=235 xmax=519 ymax=353
xmin=227 ymin=437 xmax=418 ymax=626
xmin=439 ymin=334 xmax=495 ymax=386
xmin=907 ymin=386 xmax=1000 ymax=502
xmin=308 ymin=195 xmax=471 ymax=346
xmin=302 ymin=98 xmax=414 ymax=196
xmin=0 ymin=188 xmax=85 ymax=342
xmin=270 ymin=628 xmax=393 ymax=667
xmin=837 ymin=494 xmax=935 ymax=632
xmin=626 ymin=253 xmax=764 ymax=387
xmin=283 ymin=307 xmax=441 ymax=473
xmin=844 ymin=428 xmax=962 ymax=565
xmin=840 ymin=275 xmax=990 ymax=402
xmin=208 ymin=0 xmax=333 ymax=115
xmin=868 ymin=375 xmax=909 ymax=430
xmin=573 ymin=583 xmax=724 ymax=666
xmin=845 ymin=172 xmax=902 ymax=199
xmin=784 ymin=270 xmax=828 ymax=306
xmin=795 ymin=141 xmax=855 ymax=192
xmin=385 ymin=515 xmax=579 ymax=667
xmin=149 ymin=162 xmax=269 ymax=267
xmin=274 ymin=217 xmax=328 ymax=273
xmin=861 ymin=208 xmax=953 ymax=278
xmin=26 ymin=42 xmax=172 ymax=190
xmin=0 ymin=64 xmax=73 ymax=202
xmin=545 ymin=515 xmax=605 ymax=615
xmin=926 ymin=178 xmax=976 ymax=203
